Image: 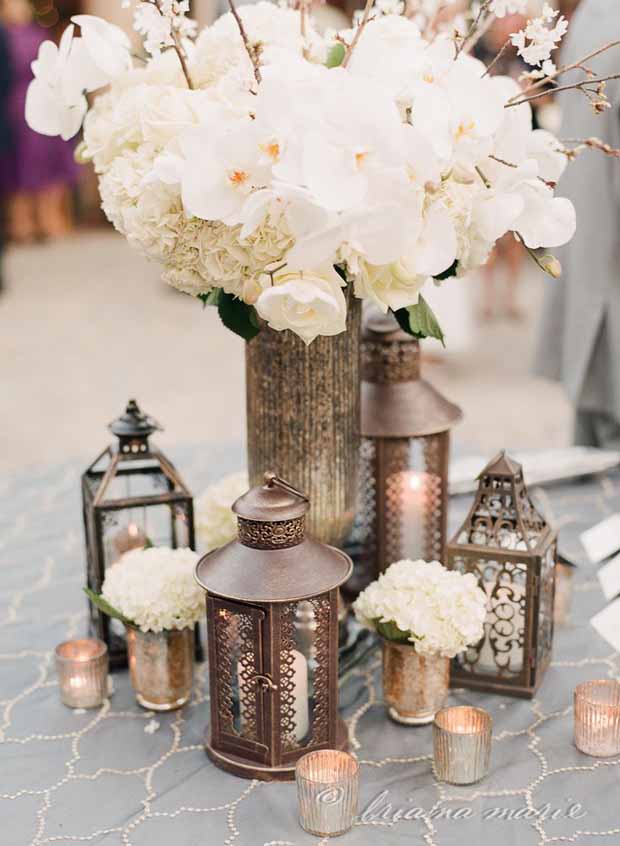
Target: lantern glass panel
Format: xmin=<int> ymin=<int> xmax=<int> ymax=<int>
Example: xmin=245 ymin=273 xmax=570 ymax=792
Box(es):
xmin=451 ymin=554 xmax=527 ymax=679
xmin=537 ymin=544 xmax=557 ymax=667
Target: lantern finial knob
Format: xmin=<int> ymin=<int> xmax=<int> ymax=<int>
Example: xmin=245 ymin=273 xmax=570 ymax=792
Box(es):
xmin=109 ymin=399 xmax=162 ymax=455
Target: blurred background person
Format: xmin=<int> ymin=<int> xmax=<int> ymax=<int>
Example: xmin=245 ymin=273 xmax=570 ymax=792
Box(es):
xmin=0 ymin=17 xmax=13 ymax=291
xmin=535 ymin=0 xmax=620 ymax=448
xmin=0 ymin=0 xmax=79 ymax=243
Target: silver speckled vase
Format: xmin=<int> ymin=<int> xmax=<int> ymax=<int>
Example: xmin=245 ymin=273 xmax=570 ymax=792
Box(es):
xmin=382 ymin=640 xmax=450 ymax=725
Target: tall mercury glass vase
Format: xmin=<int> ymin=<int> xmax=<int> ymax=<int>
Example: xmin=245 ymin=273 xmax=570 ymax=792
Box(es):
xmin=246 ymin=289 xmax=362 ymax=547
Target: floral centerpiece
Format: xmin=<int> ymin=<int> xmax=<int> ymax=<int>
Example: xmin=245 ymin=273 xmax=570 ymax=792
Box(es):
xmin=87 ymin=546 xmax=202 ymax=710
xmin=354 ymin=559 xmax=487 ymax=724
xmin=195 ymin=471 xmax=248 ymax=553
xmin=25 ymin=0 xmax=611 ymax=346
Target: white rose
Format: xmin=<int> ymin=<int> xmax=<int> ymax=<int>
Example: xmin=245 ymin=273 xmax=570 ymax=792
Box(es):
xmin=255 ymin=266 xmax=347 ymax=345
xmin=355 ymin=260 xmax=426 ymax=312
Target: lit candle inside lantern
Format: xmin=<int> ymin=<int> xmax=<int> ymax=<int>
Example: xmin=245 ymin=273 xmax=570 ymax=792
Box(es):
xmin=113 ymin=523 xmax=148 ymax=558
xmin=55 ymin=639 xmax=108 ymax=709
xmin=397 ymin=471 xmax=436 ymax=561
xmin=433 ymin=706 xmax=492 ymax=785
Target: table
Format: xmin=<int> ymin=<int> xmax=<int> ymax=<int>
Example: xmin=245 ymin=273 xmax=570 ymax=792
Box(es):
xmin=2 ymin=447 xmax=620 ymax=846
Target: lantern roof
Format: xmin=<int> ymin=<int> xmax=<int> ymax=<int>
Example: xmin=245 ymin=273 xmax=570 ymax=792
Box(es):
xmin=361 ymin=308 xmax=462 ymax=438
xmin=233 ymin=472 xmax=309 ymax=522
xmin=451 ymin=451 xmax=554 ymax=554
xmin=195 ymin=474 xmax=352 ymax=602
xmin=109 ymin=399 xmax=162 ymax=442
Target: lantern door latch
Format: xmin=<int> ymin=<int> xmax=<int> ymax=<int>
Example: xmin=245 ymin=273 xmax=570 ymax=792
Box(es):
xmin=252 ymin=673 xmax=278 ymax=692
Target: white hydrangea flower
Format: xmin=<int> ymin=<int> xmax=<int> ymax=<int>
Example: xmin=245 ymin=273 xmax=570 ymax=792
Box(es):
xmin=102 ymin=546 xmax=203 ymax=633
xmin=195 ymin=472 xmax=248 ymax=553
xmin=353 ymin=559 xmax=488 ymax=658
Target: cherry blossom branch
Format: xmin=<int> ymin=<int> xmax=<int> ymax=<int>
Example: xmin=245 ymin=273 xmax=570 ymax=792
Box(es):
xmin=509 ymin=40 xmax=620 ymax=101
xmin=482 ymin=37 xmax=512 ymax=77
xmin=455 ymin=0 xmax=493 ymax=58
xmin=341 ymin=0 xmax=374 ymax=69
xmin=227 ymin=0 xmax=262 ymax=84
xmin=299 ymin=0 xmax=310 ymax=60
xmin=506 ymin=73 xmax=620 ymax=107
xmin=561 ymin=137 xmax=620 ymax=159
xmin=152 ymin=0 xmax=194 ymax=89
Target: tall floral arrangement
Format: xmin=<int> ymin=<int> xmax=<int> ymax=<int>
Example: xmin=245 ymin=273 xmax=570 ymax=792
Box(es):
xmin=25 ymin=0 xmax=620 ymax=344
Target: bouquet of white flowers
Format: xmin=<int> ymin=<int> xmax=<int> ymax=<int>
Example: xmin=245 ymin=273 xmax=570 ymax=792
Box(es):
xmin=87 ymin=546 xmax=203 ymax=633
xmin=25 ymin=0 xmax=618 ymax=345
xmin=353 ymin=559 xmax=487 ymax=658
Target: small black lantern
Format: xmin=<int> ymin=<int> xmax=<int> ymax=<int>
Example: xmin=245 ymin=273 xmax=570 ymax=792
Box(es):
xmin=82 ymin=400 xmax=196 ymax=667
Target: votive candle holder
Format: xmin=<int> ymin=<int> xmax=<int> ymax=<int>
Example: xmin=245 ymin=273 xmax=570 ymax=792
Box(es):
xmin=55 ymin=638 xmax=108 ymax=709
xmin=433 ymin=706 xmax=492 ymax=785
xmin=295 ymin=750 xmax=359 ymax=837
xmin=574 ymin=680 xmax=620 ymax=757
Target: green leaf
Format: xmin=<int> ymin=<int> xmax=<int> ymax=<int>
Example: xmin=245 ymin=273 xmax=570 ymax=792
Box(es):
xmin=326 ymin=42 xmax=345 ymax=68
xmin=374 ymin=619 xmax=412 ymax=643
xmin=392 ymin=295 xmax=445 ymax=346
xmin=84 ymin=587 xmax=133 ymax=627
xmin=433 ymin=259 xmax=458 ymax=281
xmin=198 ymin=289 xmax=222 ymax=309
xmin=217 ymin=293 xmax=261 ymax=341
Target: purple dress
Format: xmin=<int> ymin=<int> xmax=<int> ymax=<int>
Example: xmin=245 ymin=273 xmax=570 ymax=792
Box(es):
xmin=0 ymin=23 xmax=79 ymax=195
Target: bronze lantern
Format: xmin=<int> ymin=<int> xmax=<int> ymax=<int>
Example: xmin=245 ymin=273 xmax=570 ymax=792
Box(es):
xmin=82 ymin=399 xmax=196 ymax=667
xmin=358 ymin=309 xmax=462 ymax=579
xmin=446 ymin=451 xmax=557 ymax=698
xmin=195 ymin=473 xmax=352 ymax=781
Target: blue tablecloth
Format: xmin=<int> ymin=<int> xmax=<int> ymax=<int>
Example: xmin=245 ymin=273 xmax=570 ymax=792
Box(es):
xmin=2 ymin=446 xmax=619 ymax=846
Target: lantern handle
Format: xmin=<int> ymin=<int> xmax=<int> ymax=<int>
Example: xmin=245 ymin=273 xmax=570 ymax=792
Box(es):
xmin=263 ymin=472 xmax=310 ymax=504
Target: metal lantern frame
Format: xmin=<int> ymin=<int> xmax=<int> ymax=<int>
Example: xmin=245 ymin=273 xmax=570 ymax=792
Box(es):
xmin=359 ymin=311 xmax=462 ymax=580
xmin=195 ymin=474 xmax=352 ymax=781
xmin=446 ymin=452 xmax=557 ymax=699
xmin=82 ymin=400 xmax=196 ymax=668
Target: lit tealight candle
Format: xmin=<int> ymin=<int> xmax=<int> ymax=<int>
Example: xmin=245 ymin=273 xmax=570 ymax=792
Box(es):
xmin=113 ymin=523 xmax=148 ymax=558
xmin=55 ymin=639 xmax=108 ymax=709
xmin=574 ymin=680 xmax=620 ymax=757
xmin=296 ymin=750 xmax=359 ymax=837
xmin=395 ymin=470 xmax=438 ymax=561
xmin=433 ymin=706 xmax=492 ymax=785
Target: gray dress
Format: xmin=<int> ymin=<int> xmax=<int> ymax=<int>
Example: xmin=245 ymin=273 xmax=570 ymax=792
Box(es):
xmin=534 ymin=0 xmax=620 ymax=447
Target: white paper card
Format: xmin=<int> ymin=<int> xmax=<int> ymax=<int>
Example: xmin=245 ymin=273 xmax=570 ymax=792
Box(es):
xmin=580 ymin=514 xmax=620 ymax=564
xmin=591 ymin=598 xmax=620 ymax=653
xmin=598 ymin=554 xmax=620 ymax=601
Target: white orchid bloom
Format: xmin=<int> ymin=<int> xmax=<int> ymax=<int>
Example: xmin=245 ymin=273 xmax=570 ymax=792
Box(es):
xmin=71 ymin=15 xmax=132 ymax=80
xmin=490 ymin=76 xmax=533 ymax=166
xmin=25 ymin=26 xmax=88 ymax=140
xmin=526 ymin=129 xmax=568 ymax=184
xmin=512 ymin=181 xmax=576 ymax=248
xmin=404 ymin=204 xmax=457 ymax=278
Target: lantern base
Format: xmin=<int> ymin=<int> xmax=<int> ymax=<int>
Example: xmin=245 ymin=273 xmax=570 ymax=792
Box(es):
xmin=205 ymin=718 xmax=350 ymax=781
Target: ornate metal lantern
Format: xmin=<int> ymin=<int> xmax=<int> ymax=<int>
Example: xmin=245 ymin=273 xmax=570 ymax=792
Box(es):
xmin=358 ymin=310 xmax=462 ymax=580
xmin=446 ymin=452 xmax=557 ymax=698
xmin=195 ymin=473 xmax=352 ymax=781
xmin=82 ymin=400 xmax=195 ymax=667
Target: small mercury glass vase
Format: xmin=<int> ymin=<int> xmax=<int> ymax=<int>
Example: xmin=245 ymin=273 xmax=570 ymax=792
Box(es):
xmin=382 ymin=640 xmax=450 ymax=725
xmin=126 ymin=626 xmax=194 ymax=711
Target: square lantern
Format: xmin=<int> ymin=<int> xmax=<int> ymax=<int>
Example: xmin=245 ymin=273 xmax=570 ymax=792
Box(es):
xmin=82 ymin=400 xmax=196 ymax=667
xmin=446 ymin=452 xmax=557 ymax=698
xmin=195 ymin=473 xmax=353 ymax=781
xmin=358 ymin=310 xmax=462 ymax=582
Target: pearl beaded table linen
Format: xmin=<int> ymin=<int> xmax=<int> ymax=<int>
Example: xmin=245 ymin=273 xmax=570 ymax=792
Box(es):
xmin=2 ymin=446 xmax=620 ymax=846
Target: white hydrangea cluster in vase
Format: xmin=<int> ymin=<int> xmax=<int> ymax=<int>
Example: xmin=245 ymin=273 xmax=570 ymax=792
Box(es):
xmin=195 ymin=471 xmax=248 ymax=553
xmin=102 ymin=546 xmax=203 ymax=632
xmin=353 ymin=559 xmax=487 ymax=658
xmin=26 ymin=0 xmax=593 ymax=345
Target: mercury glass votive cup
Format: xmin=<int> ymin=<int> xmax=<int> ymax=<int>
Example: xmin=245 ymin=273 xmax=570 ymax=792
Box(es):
xmin=55 ymin=638 xmax=108 ymax=709
xmin=574 ymin=680 xmax=620 ymax=757
xmin=433 ymin=706 xmax=492 ymax=785
xmin=296 ymin=750 xmax=359 ymax=837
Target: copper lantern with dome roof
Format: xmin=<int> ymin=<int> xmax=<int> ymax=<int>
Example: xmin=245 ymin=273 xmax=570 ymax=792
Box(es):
xmin=357 ymin=309 xmax=462 ymax=584
xmin=446 ymin=451 xmax=557 ymax=698
xmin=195 ymin=472 xmax=352 ymax=781
xmin=81 ymin=400 xmax=196 ymax=667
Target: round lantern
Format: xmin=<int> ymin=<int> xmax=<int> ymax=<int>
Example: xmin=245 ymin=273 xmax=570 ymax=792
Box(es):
xmin=195 ymin=473 xmax=352 ymax=781
xmin=358 ymin=309 xmax=462 ymax=580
